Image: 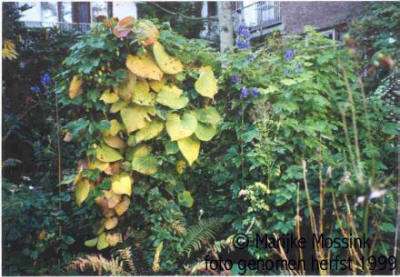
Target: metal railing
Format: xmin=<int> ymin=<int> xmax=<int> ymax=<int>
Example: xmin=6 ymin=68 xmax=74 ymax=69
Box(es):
xmin=233 ymin=1 xmax=281 ymax=35
xmin=23 ymin=21 xmax=91 ymax=33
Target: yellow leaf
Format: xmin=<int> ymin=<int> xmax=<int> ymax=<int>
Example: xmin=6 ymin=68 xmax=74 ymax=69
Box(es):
xmin=120 ymin=104 xmax=155 ymax=133
xmin=75 ymin=179 xmax=91 ymax=207
xmin=133 ymin=20 xmax=159 ymax=46
xmin=103 ymin=190 xmax=122 ymax=208
xmin=104 ymin=217 xmax=118 ymax=230
xmin=38 ymin=230 xmax=46 ymax=240
xmin=103 ymin=119 xmax=122 ymax=137
xmin=111 ymin=173 xmax=133 ymax=196
xmin=194 ymin=122 xmax=217 ymax=141
xmin=177 ymin=136 xmax=200 ymax=166
xmin=115 ymin=196 xmax=130 ymax=216
xmin=115 ymin=71 xmax=136 ymax=101
xmin=153 ymin=41 xmax=183 ymax=75
xmin=194 ymin=66 xmax=218 ymax=98
xmin=152 ymin=242 xmax=163 ymax=272
xmin=84 ymin=237 xmax=98 ymax=247
xmin=132 ymin=79 xmax=155 ymax=106
xmin=176 ymin=160 xmax=186 ymax=174
xmin=88 ymin=159 xmax=109 ymax=172
xmin=97 ymin=233 xmax=109 ymax=250
xmin=166 ymin=112 xmax=197 ymax=141
xmin=104 ymin=135 xmax=126 ymax=149
xmin=96 ymin=144 xmax=123 ymax=162
xmin=100 ymin=89 xmax=119 ymax=104
xmin=126 ymin=54 xmax=163 ymax=81
xmin=131 ymin=144 xmax=158 ymax=175
xmin=149 ymin=79 xmax=165 ymax=93
xmin=69 ymin=75 xmax=83 ymax=99
xmin=110 ymin=100 xmax=128 ymax=113
xmin=134 ymin=120 xmax=164 ymax=143
xmin=156 ymin=85 xmax=188 ymax=110
xmin=106 ymin=233 xmax=122 ymax=246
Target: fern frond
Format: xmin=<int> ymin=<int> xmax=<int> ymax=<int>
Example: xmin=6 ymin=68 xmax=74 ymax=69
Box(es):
xmin=181 ymin=218 xmax=221 ymax=257
xmin=68 ymin=254 xmax=127 ymax=275
xmin=117 ymin=247 xmax=137 ymax=274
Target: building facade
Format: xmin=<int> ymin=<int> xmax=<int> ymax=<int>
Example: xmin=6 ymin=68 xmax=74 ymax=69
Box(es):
xmin=231 ymin=1 xmax=366 ymax=40
xmin=18 ymin=2 xmax=137 ymax=31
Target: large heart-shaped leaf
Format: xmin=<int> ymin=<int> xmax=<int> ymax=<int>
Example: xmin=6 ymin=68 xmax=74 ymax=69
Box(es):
xmin=120 ymin=105 xmax=155 ymax=133
xmin=97 ymin=233 xmax=109 ymax=250
xmin=115 ymin=71 xmax=136 ymax=101
xmin=195 ymin=122 xmax=217 ymax=141
xmin=149 ymin=79 xmax=165 ymax=93
xmin=131 ymin=144 xmax=158 ymax=175
xmin=96 ymin=144 xmax=123 ymax=162
xmin=177 ymin=136 xmax=200 ymax=166
xmin=195 ymin=106 xmax=222 ymax=126
xmin=84 ymin=237 xmax=98 ymax=248
xmin=100 ymin=89 xmax=119 ymax=104
xmin=69 ymin=75 xmax=83 ymax=99
xmin=194 ymin=66 xmax=218 ymax=98
xmin=115 ymin=196 xmax=130 ymax=216
xmin=75 ymin=179 xmax=91 ymax=207
xmin=132 ymin=79 xmax=155 ymax=106
xmin=104 ymin=217 xmax=118 ymax=230
xmin=104 ymin=135 xmax=126 ymax=149
xmin=103 ymin=119 xmax=122 ymax=137
xmin=111 ymin=173 xmax=133 ymax=196
xmin=166 ymin=112 xmax=197 ymax=141
xmin=110 ymin=100 xmax=128 ymax=113
xmin=156 ymin=85 xmax=188 ymax=110
xmin=126 ymin=54 xmax=163 ymax=81
xmin=134 ymin=120 xmax=164 ymax=143
xmin=106 ymin=233 xmax=122 ymax=246
xmin=153 ymin=41 xmax=183 ymax=74
xmin=178 ymin=190 xmax=194 ymax=208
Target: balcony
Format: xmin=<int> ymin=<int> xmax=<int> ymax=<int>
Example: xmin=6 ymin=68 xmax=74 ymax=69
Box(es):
xmin=233 ymin=1 xmax=282 ymax=39
xmin=22 ymin=21 xmax=91 ymax=33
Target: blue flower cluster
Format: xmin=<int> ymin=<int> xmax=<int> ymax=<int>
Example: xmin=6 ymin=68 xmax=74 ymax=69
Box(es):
xmin=235 ymin=24 xmax=251 ymax=50
xmin=240 ymin=87 xmax=260 ymax=99
xmin=230 ymin=74 xmax=241 ymax=85
xmin=41 ymin=72 xmax=52 ymax=87
xmin=284 ymin=49 xmax=295 ymax=61
xmin=30 ymin=73 xmax=52 ymax=94
xmin=30 ymin=85 xmax=41 ymax=94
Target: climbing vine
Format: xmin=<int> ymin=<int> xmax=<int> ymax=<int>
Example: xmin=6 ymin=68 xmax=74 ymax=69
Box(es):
xmin=59 ymin=17 xmax=221 ymax=251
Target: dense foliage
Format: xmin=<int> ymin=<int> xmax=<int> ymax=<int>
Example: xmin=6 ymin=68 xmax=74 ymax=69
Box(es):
xmin=2 ymin=2 xmax=399 ymax=275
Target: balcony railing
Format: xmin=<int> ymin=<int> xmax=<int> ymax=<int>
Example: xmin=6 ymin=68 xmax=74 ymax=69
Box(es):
xmin=23 ymin=21 xmax=91 ymax=33
xmin=233 ymin=1 xmax=281 ymax=36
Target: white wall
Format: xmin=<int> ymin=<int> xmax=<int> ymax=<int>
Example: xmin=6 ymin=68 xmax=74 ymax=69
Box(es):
xmin=113 ymin=2 xmax=137 ymax=19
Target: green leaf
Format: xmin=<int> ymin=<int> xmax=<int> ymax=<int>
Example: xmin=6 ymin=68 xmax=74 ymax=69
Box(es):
xmin=131 ymin=145 xmax=158 ymax=175
xmin=195 ymin=122 xmax=217 ymax=141
xmin=166 ymin=112 xmax=198 ymax=141
xmin=178 ymin=190 xmax=194 ymax=208
xmin=177 ymin=136 xmax=200 ymax=166
xmin=156 ymin=85 xmax=188 ymax=110
xmin=195 ymin=107 xmax=221 ymax=126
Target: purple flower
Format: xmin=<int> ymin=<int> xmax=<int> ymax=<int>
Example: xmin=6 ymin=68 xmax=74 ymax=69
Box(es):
xmin=30 ymin=85 xmax=41 ymax=94
xmin=284 ymin=49 xmax=295 ymax=61
xmin=240 ymin=87 xmax=249 ymax=99
xmin=236 ymin=37 xmax=250 ymax=49
xmin=230 ymin=75 xmax=241 ymax=84
xmin=237 ymin=24 xmax=251 ymax=38
xmin=40 ymin=72 xmax=51 ymax=86
xmin=251 ymin=87 xmax=260 ymax=97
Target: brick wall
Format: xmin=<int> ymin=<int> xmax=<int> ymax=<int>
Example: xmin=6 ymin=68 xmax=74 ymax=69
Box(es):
xmin=280 ymin=1 xmax=366 ymax=34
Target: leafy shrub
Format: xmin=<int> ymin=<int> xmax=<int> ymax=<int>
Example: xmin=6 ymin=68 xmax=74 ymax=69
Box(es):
xmin=58 ymin=17 xmax=223 ymax=273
